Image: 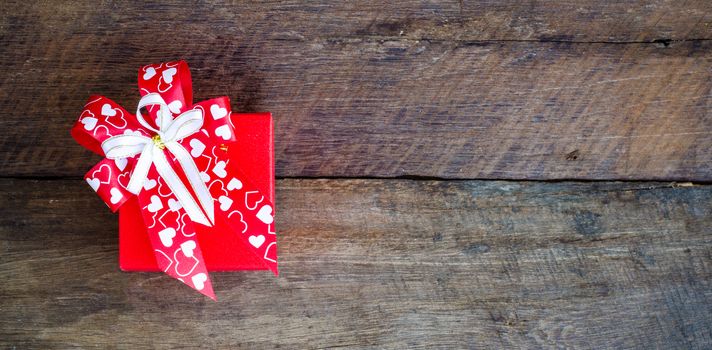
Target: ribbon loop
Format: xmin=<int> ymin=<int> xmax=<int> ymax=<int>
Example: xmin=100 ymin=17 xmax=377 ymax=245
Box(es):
xmin=102 ymin=135 xmax=152 ymax=159
xmin=164 ymin=109 xmax=203 ymax=141
xmin=135 ymin=93 xmax=172 ymax=133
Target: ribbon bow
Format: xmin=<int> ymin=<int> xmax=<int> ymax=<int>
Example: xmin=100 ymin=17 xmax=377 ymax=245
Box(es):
xmin=71 ymin=61 xmax=278 ymax=300
xmin=102 ymin=93 xmax=215 ymax=227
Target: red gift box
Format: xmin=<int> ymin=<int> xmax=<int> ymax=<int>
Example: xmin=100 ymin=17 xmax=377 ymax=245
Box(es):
xmin=119 ymin=112 xmax=274 ymax=271
xmin=72 ymin=60 xmax=278 ymax=298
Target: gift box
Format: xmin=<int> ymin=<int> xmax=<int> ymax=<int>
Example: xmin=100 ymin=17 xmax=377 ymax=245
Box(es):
xmin=119 ymin=112 xmax=275 ymax=271
xmin=71 ymin=61 xmax=278 ymax=299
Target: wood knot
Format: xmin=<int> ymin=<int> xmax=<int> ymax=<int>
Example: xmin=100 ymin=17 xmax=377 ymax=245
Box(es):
xmin=565 ymin=149 xmax=580 ymax=161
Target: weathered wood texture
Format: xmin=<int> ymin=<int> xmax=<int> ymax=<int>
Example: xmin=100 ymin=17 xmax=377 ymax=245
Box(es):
xmin=1 ymin=2 xmax=711 ymax=180
xmin=3 ymin=1 xmax=711 ymax=42
xmin=1 ymin=179 xmax=711 ymax=348
xmin=2 ymin=2 xmax=711 ymax=349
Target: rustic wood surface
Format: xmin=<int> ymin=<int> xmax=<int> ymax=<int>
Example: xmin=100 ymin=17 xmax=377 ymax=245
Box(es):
xmin=1 ymin=179 xmax=711 ymax=349
xmin=1 ymin=1 xmax=711 ymax=349
xmin=1 ymin=1 xmax=711 ymax=179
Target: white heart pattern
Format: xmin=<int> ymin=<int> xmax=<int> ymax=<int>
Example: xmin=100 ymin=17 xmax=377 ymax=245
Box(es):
xmin=86 ymin=178 xmax=100 ymax=191
xmin=256 ymin=204 xmax=274 ymax=225
xmin=168 ymin=198 xmax=182 ymax=212
xmin=162 ymin=67 xmax=177 ymax=83
xmin=189 ymin=139 xmax=206 ymax=158
xmin=174 ymin=252 xmax=199 ymax=277
xmin=227 ymin=178 xmax=243 ymax=191
xmin=114 ymin=158 xmax=127 ymax=171
xmin=192 ymin=273 xmax=207 ymax=291
xmin=228 ymin=210 xmax=249 ymax=233
xmin=249 ymin=235 xmax=265 ymax=248
xmin=218 ymin=195 xmax=233 ymax=211
xmin=181 ymin=240 xmax=196 ymax=258
xmin=109 ymin=187 xmax=123 ymax=204
xmin=123 ymin=129 xmax=142 ymax=136
xmin=200 ymin=171 xmax=210 ymax=183
xmin=143 ymin=66 xmax=157 ymax=80
xmin=167 ymin=100 xmax=182 ymax=114
xmin=215 ymin=125 xmax=232 ymax=140
xmin=213 ymin=161 xmax=227 ymax=178
xmin=263 ymin=242 xmax=277 ymax=262
xmin=143 ymin=178 xmax=157 ymax=190
xmin=159 ymin=228 xmax=176 ymax=247
xmin=210 ymin=104 xmax=227 ymax=120
xmin=101 ymin=103 xmax=117 ymax=117
xmin=81 ymin=117 xmax=97 ymax=131
xmin=244 ymin=191 xmax=264 ymax=211
xmin=147 ymin=195 xmax=163 ymax=212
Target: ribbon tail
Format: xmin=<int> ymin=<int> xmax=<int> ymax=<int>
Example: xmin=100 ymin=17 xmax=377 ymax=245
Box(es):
xmin=166 ymin=142 xmax=215 ymax=225
xmin=152 ymin=149 xmax=213 ymax=227
xmin=185 ymin=134 xmax=279 ymax=276
xmin=136 ymin=167 xmax=216 ymax=300
xmin=213 ymin=167 xmax=279 ymax=276
xmin=153 ymin=237 xmax=217 ymax=301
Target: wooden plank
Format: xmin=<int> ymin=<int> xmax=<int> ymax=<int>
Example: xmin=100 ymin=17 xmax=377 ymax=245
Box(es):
xmin=1 ymin=179 xmax=711 ymax=348
xmin=1 ymin=1 xmax=710 ymax=43
xmin=2 ymin=34 xmax=711 ymax=180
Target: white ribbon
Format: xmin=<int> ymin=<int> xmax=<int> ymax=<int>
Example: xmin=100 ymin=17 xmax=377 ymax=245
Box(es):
xmin=101 ymin=93 xmax=215 ymax=227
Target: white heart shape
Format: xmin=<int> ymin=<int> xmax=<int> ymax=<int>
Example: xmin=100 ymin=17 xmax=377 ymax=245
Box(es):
xmin=244 ymin=191 xmax=264 ymax=211
xmin=174 ymin=254 xmax=199 ymax=277
xmin=228 ymin=210 xmax=249 ymax=233
xmin=210 ymin=104 xmax=227 ymax=120
xmin=256 ymin=205 xmax=274 ymax=225
xmin=109 ymin=188 xmax=123 ymax=204
xmin=143 ymin=178 xmax=157 ymax=190
xmin=192 ymin=273 xmax=207 ymax=291
xmin=167 ymin=100 xmax=182 ymax=114
xmin=227 ymin=178 xmax=243 ymax=191
xmin=200 ymin=171 xmax=210 ymax=183
xmin=213 ymin=161 xmax=227 ymax=178
xmin=81 ymin=117 xmax=97 ymax=130
xmin=189 ymin=139 xmax=205 ymax=158
xmin=143 ymin=67 xmax=157 ymax=80
xmin=123 ymin=129 xmax=142 ymax=136
xmin=218 ymin=195 xmax=233 ymax=211
xmin=162 ymin=67 xmax=177 ymax=83
xmin=263 ymin=242 xmax=277 ymax=262
xmin=168 ymin=198 xmax=182 ymax=212
xmin=181 ymin=240 xmax=196 ymax=258
xmin=249 ymin=235 xmax=265 ymax=248
xmin=101 ymin=103 xmax=116 ymax=117
xmin=86 ymin=178 xmax=100 ymax=192
xmin=147 ymin=195 xmax=163 ymax=212
xmin=114 ymin=158 xmax=127 ymax=171
xmin=159 ymin=228 xmax=176 ymax=247
xmin=215 ymin=125 xmax=232 ymax=140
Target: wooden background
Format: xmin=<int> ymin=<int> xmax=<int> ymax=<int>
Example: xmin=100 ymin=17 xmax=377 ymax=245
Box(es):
xmin=1 ymin=1 xmax=711 ymax=349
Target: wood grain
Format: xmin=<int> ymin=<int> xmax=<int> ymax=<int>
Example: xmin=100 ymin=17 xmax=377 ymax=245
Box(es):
xmin=3 ymin=3 xmax=710 ymax=349
xmin=2 ymin=178 xmax=711 ymax=348
xmin=2 ymin=1 xmax=711 ymax=43
xmin=1 ymin=2 xmax=712 ymax=180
